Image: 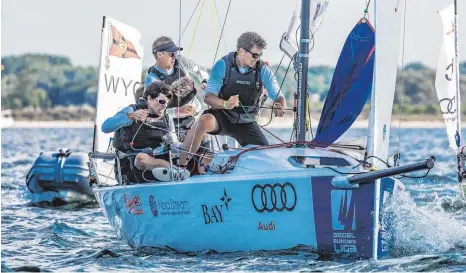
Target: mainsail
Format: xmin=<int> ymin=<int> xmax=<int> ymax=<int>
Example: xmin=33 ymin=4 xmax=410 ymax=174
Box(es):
xmin=93 ymin=17 xmax=143 ymax=154
xmin=366 ymin=0 xmax=406 ymax=169
xmin=435 ymin=2 xmax=461 ymax=153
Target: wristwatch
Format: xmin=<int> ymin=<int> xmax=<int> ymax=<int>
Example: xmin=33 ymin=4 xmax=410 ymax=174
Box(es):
xmin=223 ymin=100 xmax=228 ymax=109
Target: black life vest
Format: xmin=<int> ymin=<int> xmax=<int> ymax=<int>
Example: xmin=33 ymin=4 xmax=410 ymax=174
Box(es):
xmin=113 ymin=101 xmax=170 ymax=153
xmin=218 ymin=52 xmax=264 ymax=124
xmin=148 ymin=60 xmax=198 ymax=135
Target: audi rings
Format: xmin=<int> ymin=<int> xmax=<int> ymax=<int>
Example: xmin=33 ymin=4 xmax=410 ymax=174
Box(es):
xmin=439 ymin=96 xmax=456 ymax=114
xmin=251 ymin=182 xmax=297 ymax=213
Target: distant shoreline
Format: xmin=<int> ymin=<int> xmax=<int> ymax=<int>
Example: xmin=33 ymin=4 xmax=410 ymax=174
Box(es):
xmin=6 ymin=119 xmax=460 ymax=129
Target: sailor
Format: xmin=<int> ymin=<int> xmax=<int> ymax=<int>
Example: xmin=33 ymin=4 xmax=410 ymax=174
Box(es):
xmin=134 ymin=85 xmax=144 ymax=102
xmin=146 ymin=36 xmax=212 ymax=174
xmin=179 ymin=31 xmax=286 ymax=167
xmin=102 ymin=81 xmax=190 ymax=183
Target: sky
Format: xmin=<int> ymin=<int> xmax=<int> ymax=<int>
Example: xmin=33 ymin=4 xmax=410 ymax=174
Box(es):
xmin=2 ymin=0 xmax=465 ymax=70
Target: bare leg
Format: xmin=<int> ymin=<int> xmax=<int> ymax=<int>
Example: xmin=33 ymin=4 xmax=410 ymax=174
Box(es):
xmin=134 ymin=153 xmax=169 ymax=170
xmin=179 ymin=114 xmax=219 ymax=166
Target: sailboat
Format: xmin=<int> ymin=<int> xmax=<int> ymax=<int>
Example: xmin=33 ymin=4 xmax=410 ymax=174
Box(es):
xmin=89 ymin=0 xmax=435 ymax=259
xmin=434 ymin=0 xmax=465 ymax=199
xmin=1 ymin=109 xmax=14 ymax=128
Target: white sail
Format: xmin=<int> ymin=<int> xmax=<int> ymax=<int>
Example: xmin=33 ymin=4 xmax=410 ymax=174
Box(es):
xmin=178 ymin=55 xmax=209 ymax=83
xmin=367 ymin=0 xmax=405 ymax=169
xmin=435 ymin=3 xmax=461 ymax=153
xmin=93 ymin=17 xmax=143 ymax=154
xmin=279 ymin=0 xmax=330 ymax=60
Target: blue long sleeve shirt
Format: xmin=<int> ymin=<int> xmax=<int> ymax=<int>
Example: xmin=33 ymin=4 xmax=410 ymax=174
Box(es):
xmin=101 ymin=106 xmax=178 ymax=143
xmin=204 ymin=58 xmax=284 ymax=101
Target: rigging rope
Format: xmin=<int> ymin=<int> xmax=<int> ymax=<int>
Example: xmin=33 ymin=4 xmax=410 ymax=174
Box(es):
xmin=396 ymin=0 xmax=408 ymax=166
xmin=258 ymin=57 xmax=293 ymax=127
xmin=178 ymin=0 xmax=182 ymax=151
xmin=180 ymin=0 xmax=201 ymax=39
xmin=364 ymin=0 xmax=371 ymax=19
xmin=210 ymin=0 xmax=232 ymax=150
xmin=211 ymin=0 xmax=232 ymax=68
xmin=212 ymin=0 xmax=229 ymax=53
xmin=209 ymin=0 xmax=218 ymax=54
xmin=238 ymin=102 xmax=286 ymax=144
xmin=188 ymin=0 xmax=207 ymax=57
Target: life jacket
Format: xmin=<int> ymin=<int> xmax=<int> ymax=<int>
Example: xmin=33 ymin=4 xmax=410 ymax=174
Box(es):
xmin=113 ymin=100 xmax=170 ymax=153
xmin=218 ymin=52 xmax=264 ymax=124
xmin=147 ymin=60 xmax=197 ymax=135
xmin=147 ymin=60 xmax=197 ymax=109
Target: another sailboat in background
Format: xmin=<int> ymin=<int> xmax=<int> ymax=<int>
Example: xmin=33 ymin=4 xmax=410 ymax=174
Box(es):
xmin=434 ymin=0 xmax=465 ymax=199
xmin=1 ymin=109 xmax=14 ymax=128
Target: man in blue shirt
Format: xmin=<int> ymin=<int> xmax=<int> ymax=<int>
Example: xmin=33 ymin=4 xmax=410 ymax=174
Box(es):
xmin=102 ymin=82 xmax=190 ymax=183
xmin=145 ymin=36 xmax=208 ymax=141
xmin=179 ymin=31 xmax=286 ymax=168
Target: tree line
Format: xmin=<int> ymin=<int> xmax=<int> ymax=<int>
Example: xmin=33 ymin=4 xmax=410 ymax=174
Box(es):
xmin=2 ymin=54 xmax=465 ymax=117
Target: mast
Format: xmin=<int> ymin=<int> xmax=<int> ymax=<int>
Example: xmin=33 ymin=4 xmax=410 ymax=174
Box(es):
xmin=454 ymin=0 xmax=461 ymax=150
xmin=92 ymin=16 xmax=107 ymax=153
xmin=296 ymin=0 xmax=311 ymax=141
xmin=453 ymin=0 xmax=464 ymax=190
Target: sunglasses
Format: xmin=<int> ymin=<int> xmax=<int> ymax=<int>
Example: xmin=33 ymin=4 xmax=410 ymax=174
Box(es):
xmin=157 ymin=99 xmax=168 ymax=105
xmin=243 ymin=48 xmax=263 ymax=59
xmin=164 ymin=52 xmax=176 ymax=58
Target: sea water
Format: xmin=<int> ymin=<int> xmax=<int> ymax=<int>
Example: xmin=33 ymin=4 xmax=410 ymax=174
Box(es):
xmin=1 ymin=127 xmax=465 ymax=272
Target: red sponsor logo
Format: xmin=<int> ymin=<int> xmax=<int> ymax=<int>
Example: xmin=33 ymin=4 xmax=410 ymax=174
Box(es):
xmin=124 ymin=193 xmax=144 ymax=215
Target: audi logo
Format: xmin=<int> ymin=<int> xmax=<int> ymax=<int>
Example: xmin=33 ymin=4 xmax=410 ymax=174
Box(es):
xmin=251 ymin=182 xmax=297 ymax=213
xmin=439 ymin=96 xmax=457 ymax=115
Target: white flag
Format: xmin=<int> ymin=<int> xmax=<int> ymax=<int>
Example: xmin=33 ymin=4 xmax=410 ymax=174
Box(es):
xmin=435 ymin=3 xmax=461 ymax=152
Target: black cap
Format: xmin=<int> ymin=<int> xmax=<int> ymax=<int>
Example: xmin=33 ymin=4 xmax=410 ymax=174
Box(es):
xmin=152 ymin=41 xmax=183 ymax=54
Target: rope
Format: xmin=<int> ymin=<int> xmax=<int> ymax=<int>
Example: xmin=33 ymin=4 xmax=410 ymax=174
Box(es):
xmin=212 ymin=0 xmax=229 ymax=53
xmin=258 ymin=56 xmax=293 ymax=127
xmin=178 ymin=0 xmax=182 ymax=149
xmin=396 ymin=0 xmax=408 ymax=166
xmin=141 ymin=120 xmax=217 ymax=152
xmin=238 ymin=102 xmax=286 ymax=144
xmin=274 ymin=53 xmax=286 ymax=76
xmin=395 ymin=169 xmax=431 ymax=179
xmin=210 ymin=0 xmax=232 ymax=149
xmin=364 ymin=0 xmax=371 ymax=19
xmin=307 ymin=95 xmax=314 ymax=139
xmin=209 ymin=0 xmax=217 ymax=54
xmin=259 ymin=126 xmax=286 ymax=144
xmin=180 ymin=0 xmax=201 ymax=39
xmin=213 ymin=140 xmax=364 ymax=174
xmin=211 ymin=0 xmax=232 ymax=68
xmin=324 ymin=166 xmax=367 ymax=175
xmin=214 ymin=134 xmax=222 ymax=150
xmin=187 ymin=0 xmax=207 ymax=57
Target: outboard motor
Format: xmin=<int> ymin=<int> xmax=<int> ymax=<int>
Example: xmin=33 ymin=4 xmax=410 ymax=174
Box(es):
xmin=26 ymin=148 xmax=93 ymax=205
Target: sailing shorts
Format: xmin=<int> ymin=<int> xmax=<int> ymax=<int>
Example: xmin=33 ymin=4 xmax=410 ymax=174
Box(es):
xmin=203 ymin=109 xmax=269 ymax=146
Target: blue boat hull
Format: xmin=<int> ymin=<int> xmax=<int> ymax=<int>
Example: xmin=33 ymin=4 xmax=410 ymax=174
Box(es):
xmin=94 ymin=148 xmax=403 ymax=259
